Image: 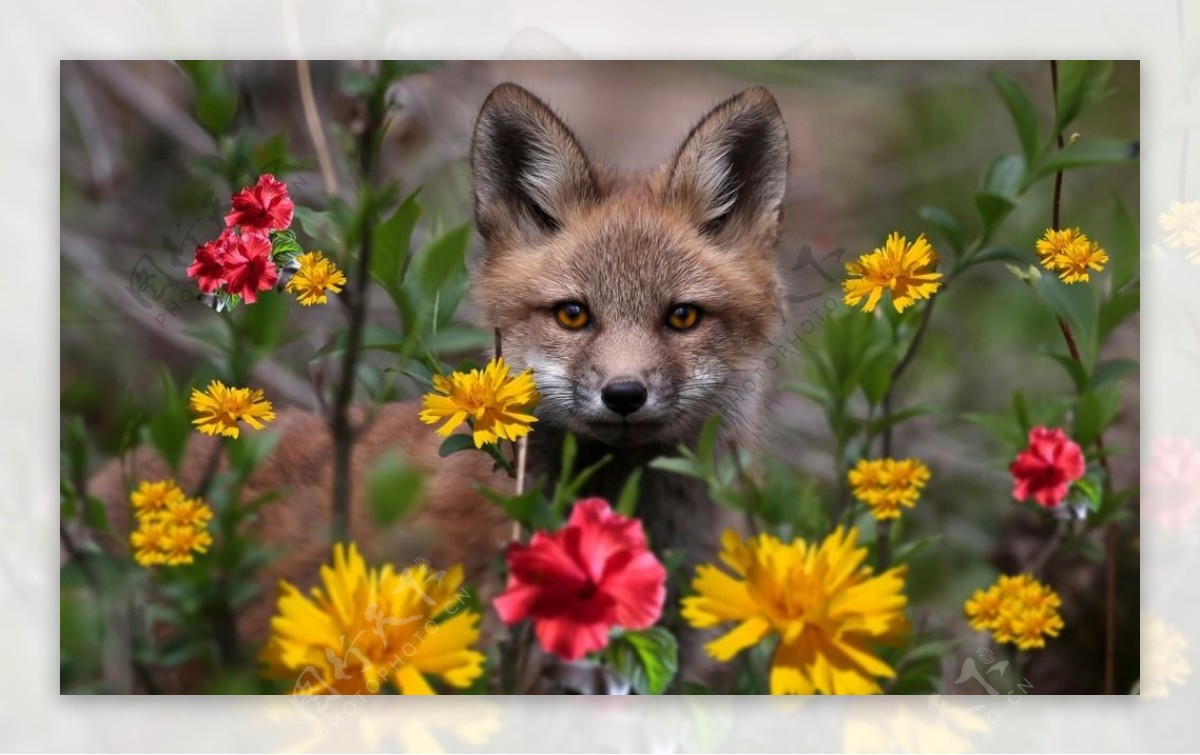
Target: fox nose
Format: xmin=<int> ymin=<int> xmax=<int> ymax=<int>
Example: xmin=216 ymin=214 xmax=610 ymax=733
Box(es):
xmin=601 ymin=380 xmax=648 ymax=416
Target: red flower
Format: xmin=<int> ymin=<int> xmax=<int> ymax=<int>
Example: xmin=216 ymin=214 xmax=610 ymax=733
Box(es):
xmin=1010 ymin=426 xmax=1086 ymax=508
xmin=493 ymin=497 xmax=666 ymax=661
xmin=222 ymin=231 xmax=279 ymax=303
xmin=225 ymin=174 xmax=294 ymax=232
xmin=186 ymin=228 xmax=236 ymax=293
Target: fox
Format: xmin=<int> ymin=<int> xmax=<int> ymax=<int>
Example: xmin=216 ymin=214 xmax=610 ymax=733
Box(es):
xmin=88 ymin=82 xmax=790 ymax=692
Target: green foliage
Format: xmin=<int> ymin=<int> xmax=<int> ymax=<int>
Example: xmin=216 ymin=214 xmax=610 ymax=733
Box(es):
xmin=178 ymin=61 xmax=237 ymax=137
xmin=367 ymin=451 xmax=425 ymax=526
xmin=604 ymin=628 xmax=679 ymax=695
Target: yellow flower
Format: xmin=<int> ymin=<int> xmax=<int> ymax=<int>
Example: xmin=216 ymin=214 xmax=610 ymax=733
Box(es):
xmin=162 ymin=496 xmax=214 ymax=529
xmin=963 ymin=574 xmax=1063 ymax=651
xmin=130 ymin=520 xmax=170 ymax=566
xmin=260 ymin=542 xmax=486 ymax=695
xmin=848 ymin=458 xmax=931 ymax=520
xmin=130 ymin=479 xmax=185 ymax=516
xmin=418 ymin=357 xmax=539 ymax=448
xmin=1035 ymin=228 xmax=1109 ymax=283
xmin=1034 ymin=227 xmax=1085 ymax=266
xmin=162 ymin=525 xmax=214 ymax=566
xmin=682 ymin=527 xmax=908 ymax=695
xmin=286 ymin=251 xmax=347 ymax=306
xmin=1141 ymin=613 xmax=1191 ymax=697
xmin=128 ymin=479 xmax=214 ymax=568
xmin=1159 ymin=200 xmax=1200 ymax=262
xmin=189 ymin=379 xmax=276 ymax=438
xmin=843 ymin=232 xmax=942 ymax=313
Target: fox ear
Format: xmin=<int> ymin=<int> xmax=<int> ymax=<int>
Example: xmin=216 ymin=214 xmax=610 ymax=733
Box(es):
xmin=471 ymin=83 xmax=599 ymax=243
xmin=666 ymin=87 xmax=789 ymax=244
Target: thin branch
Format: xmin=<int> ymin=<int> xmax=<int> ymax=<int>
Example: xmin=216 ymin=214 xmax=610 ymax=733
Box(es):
xmin=294 ymin=59 xmax=339 ymax=196
xmin=328 ymin=70 xmax=387 ymax=544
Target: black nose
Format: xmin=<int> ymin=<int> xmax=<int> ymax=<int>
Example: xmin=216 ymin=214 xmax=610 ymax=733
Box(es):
xmin=601 ymin=380 xmax=648 ymax=416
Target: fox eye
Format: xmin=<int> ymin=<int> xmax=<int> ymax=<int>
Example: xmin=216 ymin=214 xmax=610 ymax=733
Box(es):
xmin=554 ymin=301 xmax=591 ymax=330
xmin=666 ymin=303 xmax=702 ymax=331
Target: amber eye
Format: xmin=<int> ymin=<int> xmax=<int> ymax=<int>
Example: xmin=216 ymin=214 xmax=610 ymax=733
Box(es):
xmin=555 ymin=301 xmax=591 ymax=330
xmin=666 ymin=304 xmax=701 ymax=331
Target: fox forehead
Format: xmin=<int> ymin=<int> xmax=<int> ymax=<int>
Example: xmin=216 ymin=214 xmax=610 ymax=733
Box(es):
xmin=478 ymin=186 xmax=780 ymax=321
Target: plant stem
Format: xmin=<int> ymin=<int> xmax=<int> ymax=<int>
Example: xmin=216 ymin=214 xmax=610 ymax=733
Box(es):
xmin=329 ymin=69 xmax=387 ymax=545
xmin=1049 ymin=59 xmax=1118 ymax=695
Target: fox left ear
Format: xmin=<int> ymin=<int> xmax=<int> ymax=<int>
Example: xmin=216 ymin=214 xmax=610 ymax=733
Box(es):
xmin=665 ymin=87 xmax=789 ymax=245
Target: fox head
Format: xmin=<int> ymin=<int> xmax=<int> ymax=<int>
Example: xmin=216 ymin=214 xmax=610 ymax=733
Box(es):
xmin=470 ymin=83 xmax=788 ymax=448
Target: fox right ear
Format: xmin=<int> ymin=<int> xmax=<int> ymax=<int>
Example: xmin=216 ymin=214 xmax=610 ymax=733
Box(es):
xmin=471 ymin=84 xmax=599 ymax=243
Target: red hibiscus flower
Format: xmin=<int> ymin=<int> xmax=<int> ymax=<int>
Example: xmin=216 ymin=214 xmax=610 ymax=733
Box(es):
xmin=222 ymin=231 xmax=279 ymax=303
xmin=493 ymin=497 xmax=666 ymax=661
xmin=186 ymin=228 xmax=236 ymax=293
xmin=1010 ymin=426 xmax=1086 ymax=508
xmin=224 ymin=173 xmax=294 ymax=232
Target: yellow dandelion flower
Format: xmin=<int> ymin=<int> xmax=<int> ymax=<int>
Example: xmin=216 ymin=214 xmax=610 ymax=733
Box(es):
xmin=1034 ymin=227 xmax=1086 ymax=266
xmin=848 ymin=458 xmax=931 ymax=520
xmin=1159 ymin=200 xmax=1200 ymax=260
xmin=418 ymin=357 xmax=539 ymax=448
xmin=260 ymin=543 xmax=486 ymax=695
xmin=682 ymin=527 xmax=909 ymax=695
xmin=963 ymin=586 xmax=1004 ymax=633
xmin=189 ymin=379 xmax=276 ymax=439
xmin=1035 ymin=228 xmax=1109 ymax=283
xmin=1008 ymin=606 xmax=1064 ymax=650
xmin=1050 ymin=238 xmax=1109 ymax=283
xmin=130 ymin=520 xmax=171 ymax=566
xmin=162 ymin=525 xmax=213 ymax=566
xmin=963 ymin=573 xmax=1062 ymax=651
xmin=1141 ymin=613 xmax=1191 ymax=697
xmin=843 ymin=232 xmax=942 ymax=313
xmin=286 ymin=251 xmax=347 ymax=306
xmin=162 ymin=496 xmax=214 ymax=529
xmin=130 ymin=479 xmax=185 ymax=517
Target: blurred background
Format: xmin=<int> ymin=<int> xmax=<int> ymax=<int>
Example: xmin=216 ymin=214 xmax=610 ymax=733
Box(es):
xmin=60 ymin=60 xmax=1139 ymax=693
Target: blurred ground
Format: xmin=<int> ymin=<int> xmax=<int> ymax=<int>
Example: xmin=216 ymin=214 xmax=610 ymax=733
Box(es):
xmin=60 ymin=60 xmax=1140 ymax=693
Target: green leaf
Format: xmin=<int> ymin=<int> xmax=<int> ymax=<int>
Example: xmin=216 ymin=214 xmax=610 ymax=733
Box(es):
xmin=414 ymin=223 xmax=472 ymax=296
xmin=177 ymin=61 xmax=236 ymax=137
xmin=1074 ymin=389 xmax=1119 ymax=447
xmin=1054 ymin=60 xmax=1114 ymax=132
xmin=1013 ymin=390 xmax=1031 ymax=435
xmin=1110 ymin=198 xmax=1139 ymax=290
xmin=269 ymin=229 xmax=303 ymax=260
xmin=84 ymin=496 xmax=111 ymax=536
xmin=697 ymin=415 xmax=721 ymax=477
xmin=615 ymin=468 xmax=643 ymax=517
xmin=606 ymin=627 xmax=679 ymax=695
xmin=975 ymin=154 xmax=1027 ymax=235
xmin=1044 ymin=352 xmax=1088 ymax=393
xmin=1032 ymin=138 xmax=1138 ymax=182
xmin=371 ymin=191 xmax=422 ymax=311
xmin=918 ymin=205 xmax=965 ymax=257
xmin=146 ymin=369 xmax=189 ymax=473
xmin=425 ymin=326 xmax=493 ymax=356
xmin=1099 ymin=287 xmax=1139 ymax=342
xmin=648 ymin=456 xmax=706 ymax=480
xmin=438 ymin=434 xmax=478 ymax=458
xmin=477 ymin=483 xmax=553 ymax=531
xmin=1034 ymin=273 xmax=1099 ymax=369
xmin=367 ymin=451 xmax=425 ymax=526
xmin=989 ymin=70 xmax=1042 ymax=165
xmin=1092 ymin=358 xmax=1138 ymax=389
